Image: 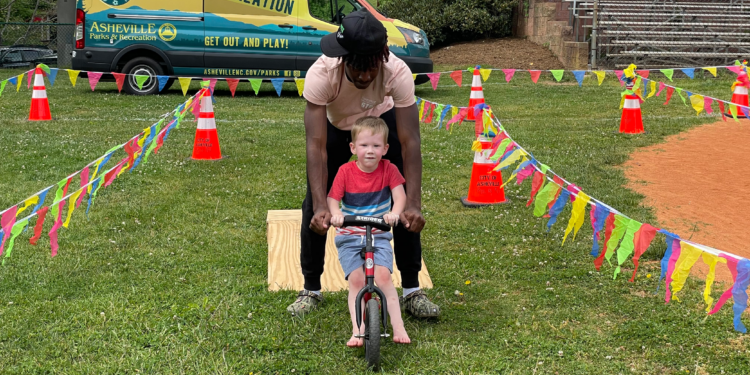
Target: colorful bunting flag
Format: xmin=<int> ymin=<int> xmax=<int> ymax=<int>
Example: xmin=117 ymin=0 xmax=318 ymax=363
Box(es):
xmin=27 ymin=69 xmax=33 ymax=88
xmin=450 ymin=70 xmax=462 ymax=86
xmin=629 ymin=224 xmax=658 ymax=282
xmin=703 ymin=67 xmax=717 ymax=77
xmin=427 ymin=72 xmax=440 ymax=90
xmin=113 ymin=72 xmax=126 ymax=93
xmin=157 ymin=75 xmax=169 ymax=92
xmin=88 ymin=72 xmax=103 ymax=91
xmin=529 ymin=70 xmax=541 ymax=84
xmin=681 ymin=68 xmax=695 ymax=79
xmin=63 ymin=190 xmax=83 ymax=228
xmin=613 ymin=220 xmax=642 ymax=279
xmin=546 ymin=189 xmax=571 ymax=232
xmin=16 ymin=73 xmax=23 ymax=91
xmin=479 ymin=69 xmax=491 ymax=82
xmin=0 ymin=80 xmax=6 ymax=97
xmin=660 ymin=69 xmax=674 ymax=81
xmin=533 ymin=182 xmax=561 ymax=218
xmin=135 ymin=75 xmax=149 ymax=90
xmin=690 ymin=94 xmax=705 ymax=115
xmin=550 ymin=70 xmax=564 ymax=82
xmin=590 ymin=204 xmax=610 ymax=257
xmin=732 ymin=259 xmax=750 ymax=333
xmin=708 ymin=254 xmax=739 ymax=315
xmin=526 ymin=170 xmax=546 ymax=207
xmin=635 ymin=70 xmax=649 ymax=79
xmin=47 ymin=68 xmax=59 ymax=87
xmin=664 ymin=86 xmax=674 ymax=105
xmin=179 ymin=77 xmax=192 ymax=96
xmin=76 ymin=167 xmax=89 ymax=209
xmin=68 ymin=70 xmax=80 ymax=87
xmin=29 ymin=206 xmax=49 ymax=245
xmin=48 ymin=201 xmax=65 ymax=257
xmin=502 ymin=69 xmax=515 ymax=83
xmin=670 ymin=242 xmax=703 ymax=302
xmin=572 ymin=71 xmax=585 ymax=86
xmin=703 ymin=96 xmax=713 ymax=115
xmin=227 ymin=78 xmax=240 ymax=97
xmin=271 ymin=78 xmax=284 ymax=96
xmin=294 ymin=78 xmax=305 ymax=96
xmin=0 ymin=206 xmax=19 ymax=257
xmin=562 ymin=190 xmax=590 ymax=245
xmin=412 ymin=73 xmax=417 ymax=81
xmin=603 ymin=215 xmax=630 ymax=268
xmin=17 ymin=195 xmax=39 ymax=217
xmin=647 ymin=81 xmax=656 ymax=99
xmin=3 ymin=219 xmax=28 ymax=265
xmin=700 ymin=252 xmax=725 ymax=313
xmin=592 ymin=71 xmax=605 ymax=85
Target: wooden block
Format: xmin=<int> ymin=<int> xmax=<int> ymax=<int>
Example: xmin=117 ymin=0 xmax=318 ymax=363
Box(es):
xmin=267 ymin=210 xmax=433 ymax=292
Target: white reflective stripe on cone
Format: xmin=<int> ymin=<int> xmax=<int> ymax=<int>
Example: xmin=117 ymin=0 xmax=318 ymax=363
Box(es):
xmin=735 ymin=86 xmax=748 ymax=95
xmin=32 ymin=90 xmax=47 ymax=99
xmin=473 ymin=149 xmax=493 ymax=164
xmin=33 ymin=72 xmax=45 ymax=87
xmin=623 ymin=99 xmax=640 ymax=109
xmin=470 ymin=90 xmax=484 ymax=99
xmin=471 ymin=74 xmax=482 ymax=87
xmin=200 ymin=95 xmax=214 ymax=113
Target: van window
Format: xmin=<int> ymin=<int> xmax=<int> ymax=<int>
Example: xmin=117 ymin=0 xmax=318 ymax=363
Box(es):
xmin=309 ymin=0 xmax=362 ymax=25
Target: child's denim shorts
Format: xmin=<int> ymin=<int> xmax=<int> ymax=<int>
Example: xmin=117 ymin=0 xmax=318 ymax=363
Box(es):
xmin=334 ymin=232 xmax=394 ymax=279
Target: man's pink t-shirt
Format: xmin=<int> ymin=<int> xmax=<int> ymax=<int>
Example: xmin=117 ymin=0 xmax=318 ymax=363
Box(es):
xmin=303 ymin=52 xmax=416 ymax=130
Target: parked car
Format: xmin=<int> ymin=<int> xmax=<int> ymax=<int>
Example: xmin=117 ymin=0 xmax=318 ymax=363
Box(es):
xmin=72 ymin=0 xmax=433 ymax=95
xmin=33 ymin=53 xmax=58 ymax=67
xmin=0 ymin=45 xmax=54 ymax=68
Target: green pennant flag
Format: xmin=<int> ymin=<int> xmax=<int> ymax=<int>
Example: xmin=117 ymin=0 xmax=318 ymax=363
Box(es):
xmin=143 ymin=120 xmax=163 ymax=164
xmin=38 ymin=63 xmax=51 ymax=76
xmin=660 ymin=69 xmax=674 ymax=82
xmin=613 ymin=220 xmax=642 ymax=279
xmin=2 ymin=219 xmax=29 ymax=265
xmin=676 ymin=88 xmax=687 ymax=106
xmin=135 ymin=75 xmax=149 ymax=90
xmin=249 ymin=79 xmax=262 ymax=95
xmin=604 ymin=215 xmax=631 ymax=266
xmin=533 ymin=183 xmax=561 ymax=217
xmin=0 ymin=80 xmax=6 ymax=97
xmin=50 ymin=178 xmax=68 ymax=219
xmin=539 ymin=163 xmax=550 ymax=174
xmin=490 ymin=139 xmax=512 ymax=161
xmin=467 ymin=67 xmax=475 ymax=74
xmin=550 ymin=70 xmax=564 ymax=82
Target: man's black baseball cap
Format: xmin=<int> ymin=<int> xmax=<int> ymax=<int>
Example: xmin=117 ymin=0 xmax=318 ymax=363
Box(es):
xmin=320 ymin=9 xmax=387 ymax=57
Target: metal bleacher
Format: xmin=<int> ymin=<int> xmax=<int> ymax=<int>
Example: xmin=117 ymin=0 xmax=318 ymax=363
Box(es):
xmin=565 ymin=0 xmax=750 ymax=68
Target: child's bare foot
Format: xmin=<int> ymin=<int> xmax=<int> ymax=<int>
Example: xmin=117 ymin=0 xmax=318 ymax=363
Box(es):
xmin=347 ymin=334 xmax=364 ymax=347
xmin=392 ymin=325 xmax=411 ymax=344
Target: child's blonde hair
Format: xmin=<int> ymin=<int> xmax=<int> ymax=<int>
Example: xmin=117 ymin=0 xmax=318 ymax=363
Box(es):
xmin=351 ymin=116 xmax=389 ymax=143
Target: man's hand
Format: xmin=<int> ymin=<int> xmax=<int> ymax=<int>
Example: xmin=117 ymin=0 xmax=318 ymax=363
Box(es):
xmin=399 ymin=208 xmax=425 ymax=233
xmin=330 ymin=213 xmax=344 ymax=228
xmin=310 ymin=208 xmax=332 ymax=235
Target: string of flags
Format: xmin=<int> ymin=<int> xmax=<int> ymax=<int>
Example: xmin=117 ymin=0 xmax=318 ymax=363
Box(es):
xmin=0 ymin=85 xmax=209 ymax=264
xmin=0 ymin=65 xmax=307 ymax=98
xmin=417 ymin=95 xmax=750 ymax=333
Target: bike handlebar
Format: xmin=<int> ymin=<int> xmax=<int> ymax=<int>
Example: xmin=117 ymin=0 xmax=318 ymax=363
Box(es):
xmin=341 ymin=215 xmax=392 ymax=232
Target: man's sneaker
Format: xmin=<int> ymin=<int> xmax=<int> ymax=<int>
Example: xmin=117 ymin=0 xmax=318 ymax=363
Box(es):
xmin=287 ymin=290 xmax=323 ymax=316
xmin=401 ymin=290 xmax=440 ymax=318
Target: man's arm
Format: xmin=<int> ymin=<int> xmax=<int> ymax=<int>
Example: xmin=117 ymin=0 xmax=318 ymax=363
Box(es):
xmin=394 ymin=103 xmax=426 ymax=233
xmin=305 ymin=101 xmax=332 ymax=235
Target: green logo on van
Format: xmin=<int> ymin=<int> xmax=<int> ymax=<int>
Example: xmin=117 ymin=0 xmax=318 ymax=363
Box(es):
xmin=101 ymin=0 xmax=131 ymax=6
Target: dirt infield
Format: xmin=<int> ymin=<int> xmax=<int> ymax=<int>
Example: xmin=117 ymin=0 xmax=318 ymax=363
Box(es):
xmin=624 ymin=118 xmax=750 ymax=282
xmin=431 ymin=38 xmax=565 ymax=70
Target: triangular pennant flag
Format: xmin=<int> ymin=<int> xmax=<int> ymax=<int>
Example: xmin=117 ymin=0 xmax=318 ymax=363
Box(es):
xmin=526 ymin=170 xmax=546 ymax=207
xmin=68 ymin=70 xmax=80 ymax=87
xmin=226 ymin=78 xmax=240 ymax=97
xmin=0 ymin=205 xmax=19 ymax=257
xmin=656 ymin=82 xmax=666 ymax=96
xmin=17 ymin=195 xmax=39 ymax=217
xmin=704 ymin=96 xmax=713 ymax=114
xmin=664 ymin=86 xmax=674 ymax=105
xmin=681 ymin=68 xmax=695 ymax=79
xmin=703 ymin=67 xmax=717 ymax=77
xmin=479 ymin=69 xmax=491 ymax=82
xmin=412 ymin=73 xmax=417 ymax=81
xmin=742 ymin=106 xmax=750 ymax=119
xmin=135 ymin=75 xmax=149 ymax=90
xmin=450 ymin=70 xmax=462 ymax=86
xmin=699 ymin=252 xmax=724 ymax=312
xmin=613 ymin=220 xmax=643 ymax=279
xmin=76 ymin=167 xmax=89 ymax=209
xmin=157 ymin=75 xmax=169 ymax=92
xmin=550 ymin=70 xmax=564 ymax=82
xmin=604 ymin=215 xmax=631 ymax=267
xmin=38 ymin=63 xmax=51 ymax=75
xmin=562 ymin=191 xmax=591 ymax=245
xmin=676 ymin=88 xmax=687 ymax=105
xmin=112 ymin=72 xmax=126 ymax=93
xmin=0 ymin=80 xmax=6 ymax=97
xmin=533 ymin=183 xmax=561 ymax=217
xmin=249 ymin=78 xmax=262 ymax=95
xmin=16 ymin=73 xmax=24 ymax=91
xmin=425 ymin=72 xmax=439 ymax=90
xmin=47 ymin=68 xmax=59 ymax=87
xmin=727 ymin=65 xmax=743 ymax=75
xmin=502 ymin=69 xmax=515 ymax=83
xmin=615 ymin=70 xmax=624 ymax=86
xmin=572 ymin=71 xmax=585 ymax=86
xmin=690 ymin=94 xmax=704 ymax=115
xmin=63 ymin=190 xmax=83 ymax=228
xmin=88 ymin=72 xmax=103 ymax=91
xmin=670 ymin=242 xmax=704 ymax=302
xmin=48 ymin=201 xmax=65 ymax=257
xmin=660 ymin=69 xmax=674 ymax=81
xmin=208 ymin=79 xmax=218 ymax=94
xmin=732 ymin=259 xmax=750 ymax=333
xmin=2 ymin=219 xmax=28 ymax=265
xmin=27 ymin=69 xmax=33 ymax=88
xmin=28 ymin=206 xmax=49 ymax=245
xmin=271 ymin=78 xmax=284 ymax=96
xmin=7 ymin=76 xmax=17 ymax=91
xmin=647 ymin=80 xmax=656 ymax=98
xmin=529 ymin=70 xmax=541 ymax=84
xmin=179 ymin=77 xmax=192 ymax=96
xmin=593 ymin=71 xmax=605 ymax=85
xmin=635 ymin=70 xmax=649 ymax=79
xmin=729 ymin=103 xmax=739 ymax=121
xmin=294 ymin=78 xmax=305 ymax=96
xmin=546 ymin=190 xmax=571 ymax=232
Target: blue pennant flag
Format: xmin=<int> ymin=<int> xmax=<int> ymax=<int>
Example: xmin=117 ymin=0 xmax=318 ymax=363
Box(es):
xmin=131 ymin=124 xmax=157 ymax=171
xmin=681 ymin=68 xmax=695 ymax=79
xmin=47 ymin=68 xmax=59 ymax=87
xmin=546 ymin=190 xmax=571 ymax=232
xmin=656 ymin=230 xmax=680 ymax=292
xmin=157 ymin=76 xmax=169 ymax=92
xmin=271 ymin=78 xmax=284 ymax=96
xmin=31 ymin=187 xmax=51 ymax=215
xmin=590 ymin=205 xmax=610 ymax=257
xmin=572 ymin=71 xmax=585 ymax=86
xmin=7 ymin=76 xmax=17 ymax=87
xmin=437 ymin=105 xmax=451 ymax=130
xmin=86 ymin=177 xmax=102 ymax=216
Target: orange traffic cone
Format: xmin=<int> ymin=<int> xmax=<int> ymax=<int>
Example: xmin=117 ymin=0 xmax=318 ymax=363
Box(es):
xmin=461 ymin=140 xmax=507 ymax=206
xmin=467 ymin=65 xmax=485 ymax=121
xmin=726 ymin=81 xmax=749 ymax=118
xmin=29 ymin=67 xmax=51 ymax=121
xmin=191 ymin=89 xmax=223 ymax=160
xmin=619 ymin=82 xmax=644 ymax=134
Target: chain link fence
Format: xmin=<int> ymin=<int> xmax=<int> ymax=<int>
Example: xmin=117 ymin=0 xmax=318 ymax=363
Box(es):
xmin=0 ymin=23 xmax=74 ymax=68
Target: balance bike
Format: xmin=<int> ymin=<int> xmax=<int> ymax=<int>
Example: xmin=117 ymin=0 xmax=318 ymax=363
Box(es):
xmin=342 ymin=215 xmax=392 ymax=371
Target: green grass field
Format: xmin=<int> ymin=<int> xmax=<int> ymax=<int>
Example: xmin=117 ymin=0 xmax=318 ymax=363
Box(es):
xmin=0 ymin=66 xmax=747 ymax=374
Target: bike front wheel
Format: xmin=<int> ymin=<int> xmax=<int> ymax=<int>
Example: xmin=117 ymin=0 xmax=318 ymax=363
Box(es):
xmin=364 ymin=298 xmax=381 ymax=370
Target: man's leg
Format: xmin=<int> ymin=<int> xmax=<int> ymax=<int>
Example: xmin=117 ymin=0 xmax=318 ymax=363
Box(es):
xmin=379 ymin=108 xmax=440 ymax=318
xmin=289 ymin=122 xmax=353 ymax=315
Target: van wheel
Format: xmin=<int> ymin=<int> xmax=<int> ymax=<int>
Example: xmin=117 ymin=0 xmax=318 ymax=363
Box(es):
xmin=122 ymin=57 xmax=164 ymax=95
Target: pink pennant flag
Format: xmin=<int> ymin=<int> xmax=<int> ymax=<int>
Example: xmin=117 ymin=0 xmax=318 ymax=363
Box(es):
xmin=88 ymin=72 xmax=103 ymax=91
xmin=0 ymin=205 xmax=19 ymax=256
xmin=427 ymin=72 xmax=440 ymax=90
xmin=192 ymin=96 xmax=202 ymax=120
xmin=502 ymin=69 xmax=516 ymax=83
xmin=209 ymin=78 xmax=218 ymax=93
xmin=656 ymin=82 xmax=666 ymax=96
xmin=727 ymin=66 xmax=743 ymax=75
xmin=112 ymin=73 xmax=126 ymax=93
xmin=48 ymin=201 xmax=64 ymax=257
xmin=567 ymin=184 xmax=580 ymax=202
xmin=450 ymin=70 xmax=462 ymax=87
xmin=226 ymin=78 xmax=239 ymax=97
xmin=615 ymin=70 xmax=624 ymax=81
xmin=529 ymin=70 xmax=541 ymax=84
xmin=664 ymin=239 xmax=682 ymax=303
xmin=446 ymin=107 xmax=468 ymax=130
xmin=76 ymin=167 xmax=89 ymax=209
xmin=27 ymin=69 xmax=33 ymax=88
xmin=704 ymin=96 xmax=714 ymax=115
xmin=635 ymin=70 xmax=650 ymax=79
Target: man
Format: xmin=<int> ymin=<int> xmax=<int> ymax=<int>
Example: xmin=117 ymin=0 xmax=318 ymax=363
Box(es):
xmin=288 ymin=9 xmax=440 ymax=319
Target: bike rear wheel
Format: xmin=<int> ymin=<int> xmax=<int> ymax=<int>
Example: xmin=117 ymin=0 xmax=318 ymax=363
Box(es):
xmin=364 ymin=298 xmax=381 ymax=370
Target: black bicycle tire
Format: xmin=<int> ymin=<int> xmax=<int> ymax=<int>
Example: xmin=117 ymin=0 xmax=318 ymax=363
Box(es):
xmin=364 ymin=299 xmax=381 ymax=370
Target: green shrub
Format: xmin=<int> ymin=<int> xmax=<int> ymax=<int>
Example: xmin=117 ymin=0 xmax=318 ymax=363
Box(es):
xmin=379 ymin=0 xmax=517 ymax=47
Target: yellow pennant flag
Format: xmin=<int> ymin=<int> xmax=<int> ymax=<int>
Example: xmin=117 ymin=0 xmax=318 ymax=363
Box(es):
xmin=701 ymin=252 xmax=726 ymax=313
xmin=68 ymin=70 xmax=80 ymax=87
xmin=295 ymin=78 xmax=305 ymax=96
xmin=670 ymin=242 xmax=703 ymax=302
xmin=138 ymin=127 xmax=151 ymax=149
xmin=471 ymin=140 xmax=482 ymax=152
xmin=412 ymin=74 xmax=417 ymax=81
xmin=179 ymin=77 xmax=192 ymax=96
xmin=623 ymin=63 xmax=637 ymax=79
xmin=493 ymin=149 xmax=523 ymax=171
xmin=451 ymin=106 xmax=458 ymax=118
xmin=479 ymin=69 xmax=492 ymax=82
xmin=593 ymin=71 xmax=606 ymax=85
xmin=418 ymin=101 xmax=425 ymax=120
xmin=702 ymin=67 xmax=717 ymax=77
xmin=63 ymin=190 xmax=83 ymax=228
xmin=647 ymin=80 xmax=656 ymax=98
xmin=15 ymin=73 xmax=24 ymax=91
xmin=17 ymin=195 xmax=39 ymax=216
xmin=690 ymin=94 xmax=704 ymax=115
xmin=562 ymin=191 xmax=591 ymax=245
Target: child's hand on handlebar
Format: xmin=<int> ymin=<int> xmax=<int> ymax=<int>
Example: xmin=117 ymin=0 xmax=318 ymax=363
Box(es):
xmin=331 ymin=214 xmax=344 ymax=227
xmin=383 ymin=213 xmax=400 ymax=227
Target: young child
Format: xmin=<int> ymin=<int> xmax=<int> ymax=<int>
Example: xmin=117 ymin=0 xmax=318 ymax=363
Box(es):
xmin=327 ymin=116 xmax=411 ymax=347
